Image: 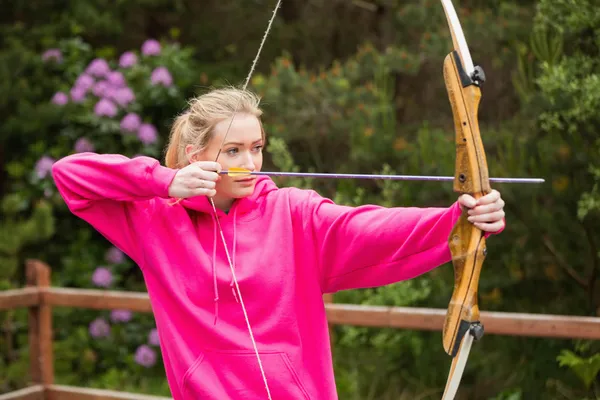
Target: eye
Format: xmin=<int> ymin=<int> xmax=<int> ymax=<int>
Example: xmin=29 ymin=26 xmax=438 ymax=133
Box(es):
xmin=226 ymin=148 xmax=238 ymax=155
xmin=253 ymin=145 xmax=263 ymax=152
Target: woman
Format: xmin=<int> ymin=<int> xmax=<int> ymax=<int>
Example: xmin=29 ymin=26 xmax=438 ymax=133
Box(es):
xmin=52 ymin=87 xmax=505 ymax=400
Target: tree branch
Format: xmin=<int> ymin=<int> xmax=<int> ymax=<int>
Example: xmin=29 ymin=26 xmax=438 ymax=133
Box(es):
xmin=542 ymin=235 xmax=588 ymax=288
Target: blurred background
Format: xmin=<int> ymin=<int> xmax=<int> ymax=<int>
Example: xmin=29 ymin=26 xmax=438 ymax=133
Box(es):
xmin=0 ymin=0 xmax=598 ymax=399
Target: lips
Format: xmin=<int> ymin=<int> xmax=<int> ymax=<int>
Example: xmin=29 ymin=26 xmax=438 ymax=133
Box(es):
xmin=235 ymin=177 xmax=255 ymax=183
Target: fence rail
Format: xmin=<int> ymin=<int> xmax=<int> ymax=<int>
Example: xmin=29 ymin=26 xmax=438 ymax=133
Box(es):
xmin=1 ymin=259 xmax=600 ymax=400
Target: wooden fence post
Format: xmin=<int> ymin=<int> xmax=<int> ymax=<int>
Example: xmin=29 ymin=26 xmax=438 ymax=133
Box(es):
xmin=26 ymin=259 xmax=54 ymax=386
xmin=323 ymin=293 xmax=334 ymax=346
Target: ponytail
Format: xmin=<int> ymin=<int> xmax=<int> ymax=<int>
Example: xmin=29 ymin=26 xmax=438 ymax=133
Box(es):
xmin=165 ymin=113 xmax=188 ymax=169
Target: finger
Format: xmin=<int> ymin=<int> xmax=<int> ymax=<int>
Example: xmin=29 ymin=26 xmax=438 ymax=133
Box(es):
xmin=473 ymin=219 xmax=505 ymax=233
xmin=187 ymin=178 xmax=216 ymax=190
xmin=467 ymin=198 xmax=505 ymax=215
xmin=197 ymin=179 xmax=216 ymax=189
xmin=467 ymin=210 xmax=505 ymax=223
xmin=458 ymin=194 xmax=477 ymax=209
xmin=193 ymin=161 xmax=222 ymax=173
xmin=190 ymin=169 xmax=220 ymax=182
xmin=189 ymin=188 xmax=217 ymax=197
xmin=476 ymin=189 xmax=500 ymax=205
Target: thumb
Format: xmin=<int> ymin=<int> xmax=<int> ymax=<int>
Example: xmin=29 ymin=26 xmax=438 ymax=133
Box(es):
xmin=458 ymin=194 xmax=477 ymax=210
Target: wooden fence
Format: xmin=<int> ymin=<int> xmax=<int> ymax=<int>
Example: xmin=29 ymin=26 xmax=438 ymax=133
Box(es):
xmin=1 ymin=259 xmax=599 ymax=400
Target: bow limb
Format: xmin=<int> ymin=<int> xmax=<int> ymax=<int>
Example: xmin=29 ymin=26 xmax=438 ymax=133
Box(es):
xmin=439 ymin=0 xmax=490 ymax=398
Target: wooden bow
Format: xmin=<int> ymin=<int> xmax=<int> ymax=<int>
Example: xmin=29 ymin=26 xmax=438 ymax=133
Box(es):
xmin=439 ymin=1 xmax=490 ymax=398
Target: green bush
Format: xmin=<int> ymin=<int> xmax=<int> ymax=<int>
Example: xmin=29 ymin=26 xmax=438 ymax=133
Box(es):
xmin=1 ymin=36 xmax=200 ymax=395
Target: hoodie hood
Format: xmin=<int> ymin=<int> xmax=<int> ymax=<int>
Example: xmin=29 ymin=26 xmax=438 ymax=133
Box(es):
xmin=179 ymin=175 xmax=279 ymax=216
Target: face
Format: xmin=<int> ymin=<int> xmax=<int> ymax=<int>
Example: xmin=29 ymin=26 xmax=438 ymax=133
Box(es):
xmin=187 ymin=113 xmax=264 ymax=209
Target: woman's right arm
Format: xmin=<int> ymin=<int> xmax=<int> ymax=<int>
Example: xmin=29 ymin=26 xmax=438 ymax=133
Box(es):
xmin=52 ymin=152 xmax=177 ymax=208
xmin=52 ymin=152 xmax=178 ymax=264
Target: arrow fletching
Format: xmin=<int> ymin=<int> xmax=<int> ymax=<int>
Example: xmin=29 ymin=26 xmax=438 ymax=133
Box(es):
xmin=223 ymin=167 xmax=253 ymax=177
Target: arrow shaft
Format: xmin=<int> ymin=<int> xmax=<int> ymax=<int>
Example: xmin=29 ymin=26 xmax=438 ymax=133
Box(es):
xmin=220 ymin=170 xmax=544 ymax=184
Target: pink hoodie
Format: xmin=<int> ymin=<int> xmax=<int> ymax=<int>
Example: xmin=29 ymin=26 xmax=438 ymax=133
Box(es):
xmin=52 ymin=153 xmax=496 ymax=400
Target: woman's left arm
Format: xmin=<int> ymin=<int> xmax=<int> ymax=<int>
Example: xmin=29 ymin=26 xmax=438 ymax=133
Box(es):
xmin=293 ymin=188 xmax=505 ymax=293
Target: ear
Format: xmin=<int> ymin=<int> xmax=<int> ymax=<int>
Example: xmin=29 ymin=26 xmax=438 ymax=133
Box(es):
xmin=185 ymin=144 xmax=197 ymax=163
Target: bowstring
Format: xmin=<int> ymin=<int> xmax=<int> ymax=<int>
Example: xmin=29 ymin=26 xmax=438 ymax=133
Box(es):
xmin=209 ymin=1 xmax=283 ymax=399
xmin=214 ymin=0 xmax=282 ymax=161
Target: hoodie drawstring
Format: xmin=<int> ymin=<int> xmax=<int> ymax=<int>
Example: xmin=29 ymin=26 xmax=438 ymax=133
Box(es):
xmin=230 ymin=207 xmax=239 ymax=303
xmin=210 ymin=212 xmax=219 ymax=325
xmin=211 ymin=207 xmax=239 ymax=325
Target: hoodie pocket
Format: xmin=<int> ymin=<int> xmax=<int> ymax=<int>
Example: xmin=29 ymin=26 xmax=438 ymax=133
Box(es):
xmin=181 ymin=349 xmax=311 ymax=400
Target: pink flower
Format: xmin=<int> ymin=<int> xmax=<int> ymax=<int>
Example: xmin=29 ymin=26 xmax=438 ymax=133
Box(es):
xmin=112 ymin=87 xmax=135 ymax=107
xmin=85 ymin=58 xmax=111 ymax=77
xmin=120 ymin=113 xmax=141 ymax=133
xmin=74 ymin=74 xmax=95 ymax=91
xmin=91 ymin=267 xmax=113 ymax=287
xmin=92 ymin=81 xmax=110 ymax=97
xmin=148 ymin=328 xmax=160 ymax=346
xmin=51 ymin=92 xmax=68 ymax=105
xmin=119 ymin=51 xmax=137 ymax=68
xmin=110 ymin=309 xmax=132 ymax=323
xmin=138 ymin=123 xmax=158 ymax=145
xmin=94 ymin=99 xmax=117 ymax=117
xmin=35 ymin=156 xmax=55 ymax=179
xmin=105 ymin=246 xmax=125 ymax=264
xmin=107 ymin=71 xmax=126 ymax=87
xmin=150 ymin=67 xmax=173 ymax=87
xmin=89 ymin=318 xmax=110 ymax=338
xmin=141 ymin=39 xmax=161 ymax=56
xmin=134 ymin=345 xmax=157 ymax=367
xmin=74 ymin=137 xmax=95 ymax=153
xmin=70 ymin=86 xmax=86 ymax=103
xmin=42 ymin=49 xmax=62 ymax=63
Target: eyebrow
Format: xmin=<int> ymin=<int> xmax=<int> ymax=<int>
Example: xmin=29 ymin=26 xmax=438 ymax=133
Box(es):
xmin=223 ymin=139 xmax=263 ymax=146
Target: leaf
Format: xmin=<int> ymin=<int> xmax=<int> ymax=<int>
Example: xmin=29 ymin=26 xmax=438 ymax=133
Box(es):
xmin=557 ymin=350 xmax=600 ymax=389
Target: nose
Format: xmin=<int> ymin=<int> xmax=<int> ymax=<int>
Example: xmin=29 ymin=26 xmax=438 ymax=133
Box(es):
xmin=240 ymin=151 xmax=255 ymax=172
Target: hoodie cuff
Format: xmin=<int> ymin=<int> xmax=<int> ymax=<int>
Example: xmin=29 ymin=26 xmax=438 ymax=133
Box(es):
xmin=149 ymin=163 xmax=178 ymax=198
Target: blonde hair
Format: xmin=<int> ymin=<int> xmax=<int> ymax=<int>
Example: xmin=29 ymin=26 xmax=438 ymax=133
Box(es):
xmin=165 ymin=87 xmax=265 ymax=168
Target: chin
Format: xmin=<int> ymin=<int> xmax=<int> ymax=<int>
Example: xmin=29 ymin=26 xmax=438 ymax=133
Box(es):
xmin=230 ymin=186 xmax=255 ymax=199
xmin=235 ymin=189 xmax=255 ymax=198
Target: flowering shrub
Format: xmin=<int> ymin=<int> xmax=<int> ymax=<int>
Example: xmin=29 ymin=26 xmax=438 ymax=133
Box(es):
xmin=38 ymin=37 xmax=195 ymax=170
xmin=0 ymin=36 xmax=200 ymax=395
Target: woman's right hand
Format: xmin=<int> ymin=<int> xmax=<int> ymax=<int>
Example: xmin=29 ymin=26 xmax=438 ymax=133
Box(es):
xmin=168 ymin=161 xmax=221 ymax=198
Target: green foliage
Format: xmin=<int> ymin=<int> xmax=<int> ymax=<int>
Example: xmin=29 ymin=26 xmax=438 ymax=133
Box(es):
xmin=505 ymin=0 xmax=600 ymax=397
xmin=0 ymin=195 xmax=55 ymax=284
xmin=0 ymin=32 xmax=200 ymax=394
xmin=578 ymin=162 xmax=600 ymax=221
xmin=557 ymin=348 xmax=600 ymax=391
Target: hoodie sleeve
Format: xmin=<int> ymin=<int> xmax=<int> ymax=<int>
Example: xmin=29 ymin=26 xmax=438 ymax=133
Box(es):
xmin=292 ymin=189 xmax=502 ymax=294
xmin=52 ymin=152 xmax=178 ymax=263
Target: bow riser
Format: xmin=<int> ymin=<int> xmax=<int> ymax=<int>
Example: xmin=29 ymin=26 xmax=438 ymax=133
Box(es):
xmin=441 ymin=50 xmax=491 ymax=360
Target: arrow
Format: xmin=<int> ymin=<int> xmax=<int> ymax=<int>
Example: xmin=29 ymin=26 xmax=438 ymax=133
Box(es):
xmin=220 ymin=168 xmax=545 ymax=184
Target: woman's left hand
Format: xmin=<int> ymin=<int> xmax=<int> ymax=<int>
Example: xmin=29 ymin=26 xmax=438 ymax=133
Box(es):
xmin=457 ymin=189 xmax=505 ymax=233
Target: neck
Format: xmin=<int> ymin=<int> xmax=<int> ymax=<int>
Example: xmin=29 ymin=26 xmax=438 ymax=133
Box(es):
xmin=211 ymin=194 xmax=235 ymax=213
